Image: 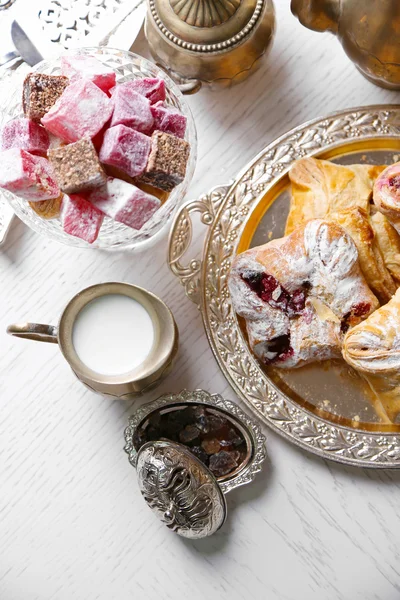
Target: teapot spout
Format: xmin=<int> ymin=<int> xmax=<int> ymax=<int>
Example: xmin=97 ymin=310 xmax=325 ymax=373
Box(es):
xmin=291 ymin=0 xmax=340 ymax=33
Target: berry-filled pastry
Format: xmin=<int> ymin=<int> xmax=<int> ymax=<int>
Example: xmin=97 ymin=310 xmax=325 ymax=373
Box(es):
xmin=228 ymin=219 xmax=379 ymax=369
xmin=342 ymin=288 xmax=400 ymax=424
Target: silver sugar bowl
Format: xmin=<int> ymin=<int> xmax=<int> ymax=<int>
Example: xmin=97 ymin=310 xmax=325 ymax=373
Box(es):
xmin=124 ymin=389 xmax=266 ymax=539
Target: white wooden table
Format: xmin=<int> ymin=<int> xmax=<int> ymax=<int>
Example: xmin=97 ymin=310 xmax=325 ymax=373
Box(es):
xmin=1 ymin=2 xmax=400 ymax=599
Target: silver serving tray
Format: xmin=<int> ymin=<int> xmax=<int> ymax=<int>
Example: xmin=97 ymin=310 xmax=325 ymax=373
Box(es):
xmin=168 ymin=105 xmax=400 ymax=469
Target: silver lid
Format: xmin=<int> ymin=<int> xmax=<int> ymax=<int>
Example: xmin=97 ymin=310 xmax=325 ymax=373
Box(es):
xmin=137 ymin=440 xmax=227 ymax=539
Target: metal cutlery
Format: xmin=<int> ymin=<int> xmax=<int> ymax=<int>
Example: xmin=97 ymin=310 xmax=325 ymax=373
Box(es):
xmin=11 ymin=20 xmax=43 ymax=67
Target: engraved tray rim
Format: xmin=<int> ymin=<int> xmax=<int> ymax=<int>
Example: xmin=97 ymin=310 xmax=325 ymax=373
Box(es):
xmin=169 ymin=104 xmax=400 ymax=469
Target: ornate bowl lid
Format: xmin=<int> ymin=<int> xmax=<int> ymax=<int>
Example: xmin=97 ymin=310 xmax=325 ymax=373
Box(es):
xmin=148 ymin=0 xmax=265 ymax=52
xmin=137 ymin=440 xmax=227 ymax=539
xmin=125 ymin=389 xmax=267 ymax=538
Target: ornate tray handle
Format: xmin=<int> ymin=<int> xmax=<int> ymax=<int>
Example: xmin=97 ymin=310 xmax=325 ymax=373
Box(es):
xmin=168 ymin=183 xmax=231 ymax=308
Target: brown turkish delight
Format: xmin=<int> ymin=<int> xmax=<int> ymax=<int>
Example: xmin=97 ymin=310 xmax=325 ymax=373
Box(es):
xmin=49 ymin=138 xmax=106 ymax=195
xmin=23 ymin=73 xmax=69 ymax=122
xmin=139 ymin=131 xmax=189 ymax=192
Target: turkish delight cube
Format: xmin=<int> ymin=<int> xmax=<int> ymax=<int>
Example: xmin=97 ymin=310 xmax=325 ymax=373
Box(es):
xmin=1 ymin=118 xmax=50 ymax=155
xmin=61 ymin=194 xmax=104 ymax=243
xmin=61 ymin=54 xmax=116 ymax=94
xmin=99 ymin=125 xmax=151 ymax=178
xmin=0 ymin=149 xmax=60 ymax=201
xmin=49 ymin=137 xmax=106 ymax=194
xmin=41 ymin=78 xmax=113 ymax=143
xmin=111 ymin=85 xmax=153 ymax=134
xmin=151 ymin=101 xmax=187 ymax=139
xmin=23 ymin=73 xmax=69 ymax=122
xmin=88 ymin=177 xmax=161 ymax=230
xmin=113 ymin=78 xmax=166 ymax=105
xmin=139 ymin=131 xmax=189 ymax=192
xmin=29 ymin=194 xmax=63 ymax=220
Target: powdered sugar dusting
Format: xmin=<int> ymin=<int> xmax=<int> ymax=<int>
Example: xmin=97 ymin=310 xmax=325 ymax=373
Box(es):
xmin=229 ymin=219 xmax=379 ymax=368
xmin=88 ymin=177 xmax=160 ymax=230
xmin=343 ymin=288 xmax=400 ymax=422
xmin=343 ymin=288 xmax=400 ymax=374
xmin=41 ymin=79 xmax=113 ymax=143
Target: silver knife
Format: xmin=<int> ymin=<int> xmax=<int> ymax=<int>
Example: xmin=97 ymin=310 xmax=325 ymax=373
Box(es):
xmin=11 ymin=20 xmax=43 ymax=67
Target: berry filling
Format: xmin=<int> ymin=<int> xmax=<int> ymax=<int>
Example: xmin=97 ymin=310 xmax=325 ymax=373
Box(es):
xmin=264 ymin=334 xmax=294 ymax=365
xmin=242 ymin=271 xmax=308 ymax=316
xmin=340 ymin=302 xmax=371 ymax=333
xmin=388 ymin=175 xmax=400 ymax=191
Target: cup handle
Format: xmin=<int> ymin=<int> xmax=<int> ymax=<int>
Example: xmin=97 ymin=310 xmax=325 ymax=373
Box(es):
xmin=6 ymin=323 xmax=58 ymax=344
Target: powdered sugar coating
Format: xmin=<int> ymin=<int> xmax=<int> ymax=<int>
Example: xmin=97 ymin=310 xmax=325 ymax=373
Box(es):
xmin=343 ymin=288 xmax=400 ymax=423
xmin=99 ymin=125 xmax=151 ymax=178
xmin=343 ymin=288 xmax=400 ymax=374
xmin=1 ymin=118 xmax=50 ymax=155
xmin=41 ymin=78 xmax=113 ymax=143
xmin=61 ymin=194 xmax=104 ymax=243
xmin=229 ymin=219 xmax=379 ymax=368
xmin=0 ymin=148 xmax=59 ymax=201
xmin=61 ymin=55 xmax=116 ymax=94
xmin=150 ymin=101 xmax=187 ymax=139
xmin=111 ymin=85 xmax=153 ymax=134
xmin=115 ymin=78 xmax=166 ymax=105
xmin=88 ymin=177 xmax=161 ymax=230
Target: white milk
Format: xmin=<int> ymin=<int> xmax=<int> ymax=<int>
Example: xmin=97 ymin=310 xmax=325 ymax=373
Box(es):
xmin=72 ymin=294 xmax=154 ymax=376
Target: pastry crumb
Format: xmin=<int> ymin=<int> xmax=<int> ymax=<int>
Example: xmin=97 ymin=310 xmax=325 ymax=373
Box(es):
xmin=268 ymin=230 xmax=273 ymax=240
xmin=353 ymin=415 xmax=360 ymax=422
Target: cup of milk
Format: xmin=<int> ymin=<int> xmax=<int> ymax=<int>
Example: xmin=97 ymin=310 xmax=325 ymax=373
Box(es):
xmin=6 ymin=283 xmax=179 ymax=398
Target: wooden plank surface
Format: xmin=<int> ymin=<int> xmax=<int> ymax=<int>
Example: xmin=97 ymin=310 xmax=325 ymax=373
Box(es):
xmin=1 ymin=2 xmax=400 ymax=599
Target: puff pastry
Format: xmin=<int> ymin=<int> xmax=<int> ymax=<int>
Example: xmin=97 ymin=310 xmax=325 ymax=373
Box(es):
xmin=373 ymin=162 xmax=400 ymax=234
xmin=370 ymin=211 xmax=400 ymax=284
xmin=285 ymin=158 xmax=385 ymax=235
xmin=286 ymin=158 xmax=397 ymax=303
xmin=332 ymin=207 xmax=396 ymax=304
xmin=229 ymin=219 xmax=379 ymax=369
xmin=343 ymin=288 xmax=400 ymax=423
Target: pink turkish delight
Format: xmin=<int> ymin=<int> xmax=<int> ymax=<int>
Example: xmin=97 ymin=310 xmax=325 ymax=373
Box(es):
xmin=111 ymin=84 xmax=153 ymax=133
xmin=88 ymin=177 xmax=161 ymax=230
xmin=111 ymin=78 xmax=166 ymax=105
xmin=41 ymin=78 xmax=113 ymax=143
xmin=151 ymin=102 xmax=187 ymax=139
xmin=0 ymin=118 xmax=50 ymax=155
xmin=99 ymin=125 xmax=151 ymax=178
xmin=61 ymin=194 xmax=104 ymax=243
xmin=61 ymin=55 xmax=116 ymax=94
xmin=0 ymin=149 xmax=59 ymax=201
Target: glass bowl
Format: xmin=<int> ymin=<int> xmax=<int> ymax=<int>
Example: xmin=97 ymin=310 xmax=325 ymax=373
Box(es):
xmin=0 ymin=47 xmax=197 ymax=250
